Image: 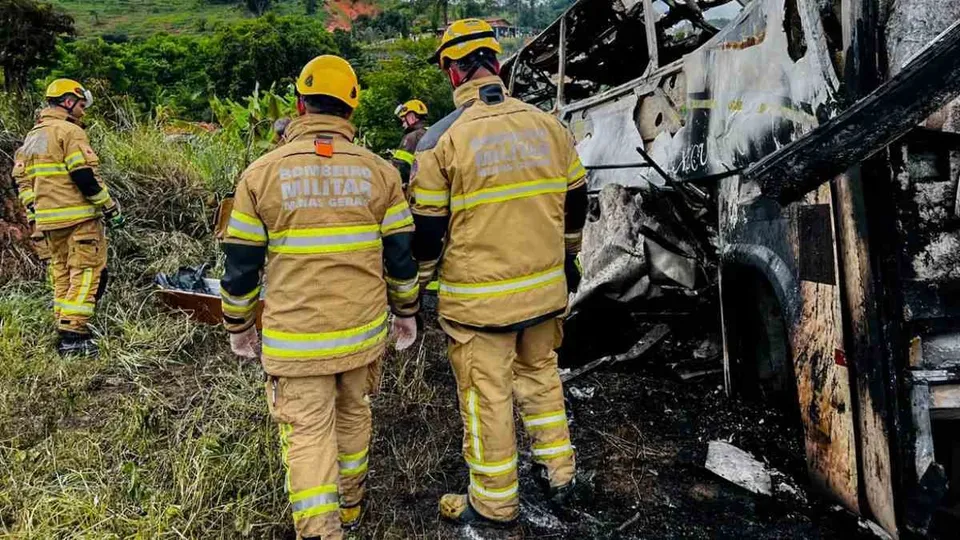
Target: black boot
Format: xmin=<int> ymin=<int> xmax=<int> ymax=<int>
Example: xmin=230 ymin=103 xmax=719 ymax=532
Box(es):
xmin=57 ymin=331 xmax=99 ymax=358
xmin=532 ymin=463 xmax=577 ymax=508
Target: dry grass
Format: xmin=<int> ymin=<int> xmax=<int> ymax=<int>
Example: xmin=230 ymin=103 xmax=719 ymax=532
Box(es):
xmin=0 ymin=117 xmax=481 ymax=539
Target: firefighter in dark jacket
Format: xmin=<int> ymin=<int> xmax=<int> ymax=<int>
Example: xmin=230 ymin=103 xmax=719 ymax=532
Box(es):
xmin=390 ymin=99 xmax=429 ymax=193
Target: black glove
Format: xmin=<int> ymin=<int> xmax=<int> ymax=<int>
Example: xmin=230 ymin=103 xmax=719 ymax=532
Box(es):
xmin=564 ymin=253 xmax=581 ymax=293
xmin=103 ymin=204 xmax=125 ymax=230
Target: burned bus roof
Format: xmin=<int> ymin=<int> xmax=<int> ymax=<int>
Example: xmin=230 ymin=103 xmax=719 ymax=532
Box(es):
xmin=502 ymin=0 xmax=737 ymax=110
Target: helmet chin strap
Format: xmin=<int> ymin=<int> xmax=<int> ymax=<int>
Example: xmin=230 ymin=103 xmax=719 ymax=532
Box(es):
xmin=57 ymin=97 xmax=79 ymax=117
xmin=449 ymin=57 xmax=502 ymax=89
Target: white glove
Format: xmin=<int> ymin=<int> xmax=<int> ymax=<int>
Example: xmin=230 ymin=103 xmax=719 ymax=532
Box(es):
xmin=230 ymin=326 xmax=260 ymax=359
xmin=391 ymin=316 xmax=417 ymax=351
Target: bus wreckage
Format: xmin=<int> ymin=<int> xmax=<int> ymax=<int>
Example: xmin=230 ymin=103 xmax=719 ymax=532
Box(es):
xmin=502 ymin=0 xmax=960 ymax=537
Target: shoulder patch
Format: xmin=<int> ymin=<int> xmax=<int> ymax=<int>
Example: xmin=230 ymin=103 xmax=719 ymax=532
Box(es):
xmin=416 ymin=102 xmax=474 ymax=152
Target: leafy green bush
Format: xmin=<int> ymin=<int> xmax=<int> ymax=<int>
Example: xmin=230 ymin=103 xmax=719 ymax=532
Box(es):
xmin=45 ymin=15 xmax=342 ymax=120
xmin=207 ymin=14 xmax=338 ymax=100
xmin=352 ymin=38 xmax=453 ymax=154
xmin=209 ymin=83 xmax=295 ymax=162
xmin=53 ymin=34 xmax=213 ymax=118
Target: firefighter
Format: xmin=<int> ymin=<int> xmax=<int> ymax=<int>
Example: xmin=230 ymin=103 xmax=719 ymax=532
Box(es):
xmin=390 ymin=99 xmax=429 ymax=192
xmin=13 ymin=78 xmax=125 ymax=357
xmin=410 ymin=18 xmax=588 ymax=527
xmin=220 ymin=55 xmax=420 ymax=540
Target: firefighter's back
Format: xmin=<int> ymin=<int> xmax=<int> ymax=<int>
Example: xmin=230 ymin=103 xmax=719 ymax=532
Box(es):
xmin=414 ymin=78 xmax=581 ymax=327
xmin=15 ymin=111 xmax=101 ymax=231
xmin=231 ymin=116 xmax=403 ymax=377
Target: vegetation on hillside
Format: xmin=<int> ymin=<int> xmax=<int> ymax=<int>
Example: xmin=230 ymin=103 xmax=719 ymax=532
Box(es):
xmin=49 ymin=0 xmax=576 ymax=38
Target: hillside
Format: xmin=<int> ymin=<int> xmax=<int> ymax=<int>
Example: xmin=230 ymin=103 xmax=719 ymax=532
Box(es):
xmin=49 ymin=0 xmax=573 ymax=39
xmin=49 ymin=0 xmax=369 ymax=37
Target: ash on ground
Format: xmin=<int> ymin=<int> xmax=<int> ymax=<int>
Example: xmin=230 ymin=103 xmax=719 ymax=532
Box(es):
xmin=362 ymin=301 xmax=884 ymax=539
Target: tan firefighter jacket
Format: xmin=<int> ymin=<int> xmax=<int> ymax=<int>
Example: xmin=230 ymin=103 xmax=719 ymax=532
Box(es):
xmin=410 ymin=76 xmax=587 ymax=328
xmin=13 ymin=107 xmax=116 ymax=231
xmin=221 ymin=114 xmax=419 ymax=377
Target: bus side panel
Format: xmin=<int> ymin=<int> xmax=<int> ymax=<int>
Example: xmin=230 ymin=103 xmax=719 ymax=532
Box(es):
xmin=834 ymin=169 xmax=899 ymax=535
xmin=788 ymin=183 xmax=860 ymax=510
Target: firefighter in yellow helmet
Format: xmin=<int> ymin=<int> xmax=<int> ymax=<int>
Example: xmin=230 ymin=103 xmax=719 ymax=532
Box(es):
xmin=220 ymin=55 xmax=420 ymax=540
xmin=411 ymin=18 xmax=588 ymax=527
xmin=390 ymin=99 xmax=429 ymax=193
xmin=12 ymin=78 xmax=124 ymax=357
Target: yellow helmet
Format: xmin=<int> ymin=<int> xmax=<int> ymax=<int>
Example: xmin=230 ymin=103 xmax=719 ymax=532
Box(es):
xmin=296 ymin=55 xmax=360 ymax=109
xmin=394 ymin=99 xmax=428 ymax=118
xmin=430 ymin=18 xmax=502 ymax=67
xmin=45 ymin=78 xmax=93 ymax=107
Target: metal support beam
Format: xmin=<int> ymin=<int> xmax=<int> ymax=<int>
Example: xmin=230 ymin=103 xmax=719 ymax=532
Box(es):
xmin=643 ymin=0 xmax=659 ymax=74
xmin=556 ymin=14 xmax=568 ymax=109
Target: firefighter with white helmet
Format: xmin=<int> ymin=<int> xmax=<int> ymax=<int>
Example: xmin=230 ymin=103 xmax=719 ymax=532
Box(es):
xmin=12 ymin=78 xmax=124 ymax=357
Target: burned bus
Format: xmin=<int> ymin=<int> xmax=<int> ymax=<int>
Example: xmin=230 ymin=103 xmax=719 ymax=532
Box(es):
xmin=502 ymin=0 xmax=960 ymax=536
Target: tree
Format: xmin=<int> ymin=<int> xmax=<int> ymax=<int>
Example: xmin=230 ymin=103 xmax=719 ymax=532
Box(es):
xmin=0 ymin=0 xmax=74 ymax=93
xmin=244 ymin=0 xmax=272 ymax=16
xmin=53 ymin=34 xmax=215 ymax=118
xmin=304 ymin=0 xmax=318 ymax=15
xmin=208 ymin=15 xmax=339 ymax=99
xmin=352 ymin=38 xmax=454 ymax=153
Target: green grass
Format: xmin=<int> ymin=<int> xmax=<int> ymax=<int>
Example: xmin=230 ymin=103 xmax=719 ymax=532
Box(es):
xmin=0 ymin=114 xmax=464 ymax=538
xmin=49 ymin=0 xmax=311 ymax=37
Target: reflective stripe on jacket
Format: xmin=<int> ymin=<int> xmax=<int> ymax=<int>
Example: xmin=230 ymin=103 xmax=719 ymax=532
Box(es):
xmin=391 ymin=123 xmax=428 ymax=191
xmin=12 ymin=107 xmax=113 ymax=231
xmin=221 ymin=114 xmax=418 ymax=377
xmin=410 ymin=76 xmax=587 ymax=328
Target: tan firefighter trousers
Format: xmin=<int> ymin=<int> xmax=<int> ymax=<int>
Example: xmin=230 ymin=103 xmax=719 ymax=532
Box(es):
xmin=266 ymin=361 xmax=381 ymax=540
xmin=441 ymin=316 xmax=576 ymax=521
xmin=45 ymin=219 xmax=107 ymax=334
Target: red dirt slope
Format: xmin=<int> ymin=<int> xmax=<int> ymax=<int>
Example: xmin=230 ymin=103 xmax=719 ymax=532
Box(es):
xmin=325 ymin=0 xmax=381 ymax=31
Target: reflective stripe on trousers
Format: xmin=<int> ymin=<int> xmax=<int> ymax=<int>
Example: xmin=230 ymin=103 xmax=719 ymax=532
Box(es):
xmin=532 ymin=439 xmax=574 ymax=461
xmin=466 ymin=388 xmax=483 ymax=460
xmin=439 ymin=265 xmax=564 ymax=298
xmin=466 ymin=453 xmax=517 ymax=476
xmin=290 ymin=484 xmax=339 ymax=521
xmin=469 ymin=473 xmax=519 ymax=501
xmin=338 ymin=447 xmax=369 ymax=476
xmin=262 ymin=312 xmax=389 ymax=359
xmin=279 ymin=423 xmax=294 ymax=492
xmin=56 ymin=268 xmax=95 ymax=315
xmin=522 ymin=410 xmax=568 ymax=431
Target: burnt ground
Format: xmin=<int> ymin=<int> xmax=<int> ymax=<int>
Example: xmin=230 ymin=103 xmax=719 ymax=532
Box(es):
xmin=360 ymin=299 xmax=888 ymax=540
